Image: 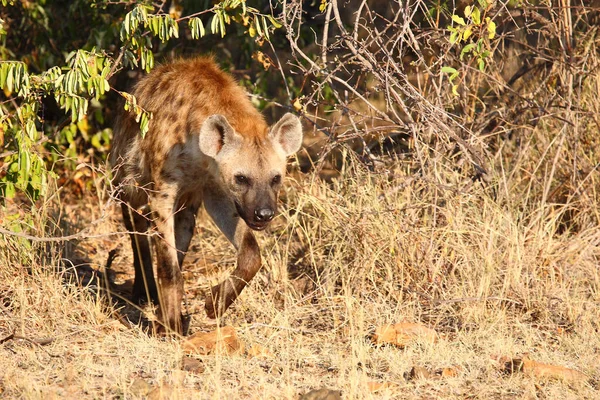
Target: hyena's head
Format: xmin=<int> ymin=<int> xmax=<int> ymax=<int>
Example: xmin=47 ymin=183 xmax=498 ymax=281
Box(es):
xmin=199 ymin=113 xmax=303 ymax=231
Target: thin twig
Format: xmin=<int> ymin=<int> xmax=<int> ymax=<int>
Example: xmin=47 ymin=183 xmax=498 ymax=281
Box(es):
xmin=0 ymin=226 xmax=151 ymax=243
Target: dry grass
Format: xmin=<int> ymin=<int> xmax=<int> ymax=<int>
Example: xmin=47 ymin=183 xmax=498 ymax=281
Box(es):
xmin=1 ymin=132 xmax=599 ymax=399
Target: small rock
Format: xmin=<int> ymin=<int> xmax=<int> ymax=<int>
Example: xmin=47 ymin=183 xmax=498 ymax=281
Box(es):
xmin=129 ymin=378 xmax=152 ymax=396
xmin=299 ymin=387 xmax=342 ymax=400
xmin=502 ymin=357 xmax=586 ymax=383
xmin=406 ymin=366 xmax=431 ymax=380
xmin=182 ymin=356 xmax=205 ymax=374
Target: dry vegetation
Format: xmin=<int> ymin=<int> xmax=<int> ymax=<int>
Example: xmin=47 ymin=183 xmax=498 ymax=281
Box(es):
xmin=2 ymin=1 xmax=600 ymax=399
xmin=1 ymin=147 xmax=599 ymax=398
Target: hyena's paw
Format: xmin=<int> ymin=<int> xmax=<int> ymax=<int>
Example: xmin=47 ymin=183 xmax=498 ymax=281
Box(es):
xmin=204 ymin=283 xmax=237 ymax=319
xmin=152 ymin=313 xmax=185 ymax=336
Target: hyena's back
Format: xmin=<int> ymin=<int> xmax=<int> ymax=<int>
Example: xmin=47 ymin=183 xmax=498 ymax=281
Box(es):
xmin=111 ymin=57 xmax=268 ymax=186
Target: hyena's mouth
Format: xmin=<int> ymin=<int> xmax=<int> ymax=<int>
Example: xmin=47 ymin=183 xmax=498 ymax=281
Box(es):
xmin=234 ymin=201 xmax=270 ymax=231
xmin=246 ymin=221 xmax=268 ymax=231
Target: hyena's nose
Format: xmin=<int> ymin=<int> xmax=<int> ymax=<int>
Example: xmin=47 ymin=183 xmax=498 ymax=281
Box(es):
xmin=255 ymin=208 xmax=275 ymax=222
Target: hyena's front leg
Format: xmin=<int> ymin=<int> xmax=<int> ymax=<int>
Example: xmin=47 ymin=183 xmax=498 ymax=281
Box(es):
xmin=174 ymin=201 xmax=201 ymax=267
xmin=151 ymin=189 xmax=184 ymax=334
xmin=205 ymin=230 xmax=260 ymax=318
xmin=203 ymin=192 xmax=262 ymax=319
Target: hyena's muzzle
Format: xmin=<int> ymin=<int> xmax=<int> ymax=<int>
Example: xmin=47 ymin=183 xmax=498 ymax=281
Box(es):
xmin=234 ymin=184 xmax=278 ymax=231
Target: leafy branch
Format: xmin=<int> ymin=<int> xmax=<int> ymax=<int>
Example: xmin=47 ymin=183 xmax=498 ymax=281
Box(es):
xmin=443 ymin=0 xmax=497 ymax=96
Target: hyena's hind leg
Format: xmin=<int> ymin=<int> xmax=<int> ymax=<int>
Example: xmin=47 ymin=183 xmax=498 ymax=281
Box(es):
xmin=120 ymin=200 xmax=159 ymax=305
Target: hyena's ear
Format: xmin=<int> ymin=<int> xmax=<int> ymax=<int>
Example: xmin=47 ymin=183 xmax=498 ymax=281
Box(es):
xmin=199 ymin=115 xmax=240 ymax=158
xmin=269 ymin=113 xmax=303 ymax=156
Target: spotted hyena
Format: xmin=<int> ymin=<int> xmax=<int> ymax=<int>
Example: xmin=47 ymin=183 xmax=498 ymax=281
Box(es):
xmin=110 ymin=57 xmax=303 ymax=334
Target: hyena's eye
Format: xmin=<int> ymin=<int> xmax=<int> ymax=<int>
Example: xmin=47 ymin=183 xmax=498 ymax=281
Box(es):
xmin=235 ymin=174 xmax=250 ymax=185
xmin=271 ymin=175 xmax=281 ymax=186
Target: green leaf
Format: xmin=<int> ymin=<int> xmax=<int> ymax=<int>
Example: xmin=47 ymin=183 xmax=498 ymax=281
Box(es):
xmin=463 ymin=26 xmax=472 ymax=40
xmin=487 ymin=19 xmax=497 ymax=39
xmin=471 ymin=7 xmax=481 ymax=25
xmin=319 ymin=0 xmax=328 ymax=13
xmin=121 ymin=12 xmax=131 ymax=40
xmin=140 ymin=47 xmax=154 ymax=73
xmin=452 ymin=84 xmax=459 ymax=96
xmin=189 ymin=19 xmax=199 ymax=39
xmin=0 ymin=64 xmax=8 ymax=88
xmin=198 ymin=18 xmax=206 ymax=37
xmin=150 ymin=16 xmax=160 ymax=36
xmin=449 ymin=31 xmax=459 ymax=44
xmin=25 ymin=119 xmax=36 ymax=140
xmin=211 ymin=13 xmax=220 ymax=35
xmin=460 ymin=43 xmax=475 ymax=60
xmin=262 ymin=16 xmax=270 ymax=40
xmin=172 ymin=19 xmax=179 ymax=39
xmin=4 ymin=182 xmax=16 ymax=198
xmin=441 ymin=66 xmax=458 ymax=75
xmin=442 ymin=66 xmax=460 ymax=81
xmin=452 ymin=15 xmax=466 ymax=26
xmin=139 ymin=111 xmax=151 ymax=138
xmin=18 ymin=148 xmax=31 ymax=185
xmin=6 ymin=65 xmax=14 ymax=92
xmin=255 ymin=17 xmax=263 ymax=37
xmin=91 ymin=133 xmax=101 ymax=150
xmin=218 ymin=11 xmax=226 ymax=37
xmin=267 ymin=15 xmax=282 ymax=29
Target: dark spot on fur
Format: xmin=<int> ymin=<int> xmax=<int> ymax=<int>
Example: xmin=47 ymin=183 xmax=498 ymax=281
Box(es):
xmin=166 ymin=112 xmax=178 ymax=122
xmin=192 ymin=80 xmax=203 ymax=92
xmin=158 ymin=79 xmax=170 ymax=92
xmin=165 ymin=94 xmax=175 ymax=105
xmin=177 ymin=97 xmax=185 ymax=107
xmin=152 ymin=210 xmax=165 ymax=221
